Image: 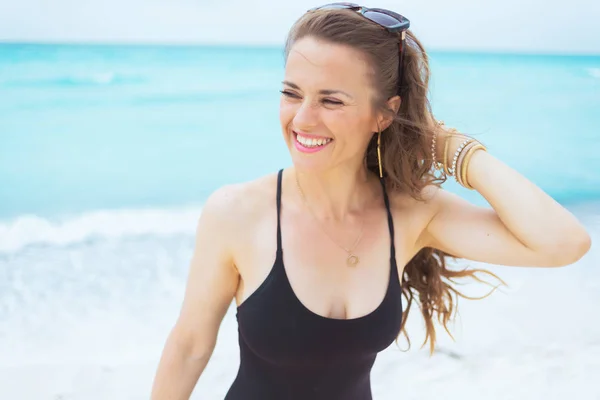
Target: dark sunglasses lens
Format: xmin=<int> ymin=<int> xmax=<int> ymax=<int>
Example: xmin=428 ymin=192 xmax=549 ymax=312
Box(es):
xmin=313 ymin=2 xmax=360 ymax=10
xmin=362 ymin=10 xmax=402 ymax=28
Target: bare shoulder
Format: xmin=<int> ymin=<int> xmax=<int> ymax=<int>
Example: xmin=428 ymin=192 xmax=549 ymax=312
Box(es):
xmin=201 ymin=172 xmax=279 ymax=258
xmin=205 ymin=173 xmax=272 ymax=211
xmin=385 ymin=183 xmax=445 ymax=253
xmin=386 ymin=183 xmax=441 ymax=218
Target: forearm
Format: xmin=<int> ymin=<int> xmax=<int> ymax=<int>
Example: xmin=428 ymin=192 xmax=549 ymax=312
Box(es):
xmin=151 ymin=334 xmax=212 ymax=400
xmin=465 ymin=149 xmax=589 ymax=253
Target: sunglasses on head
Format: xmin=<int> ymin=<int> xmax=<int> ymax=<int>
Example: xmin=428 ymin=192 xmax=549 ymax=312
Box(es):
xmin=307 ymin=3 xmax=411 ymax=94
xmin=308 ymin=3 xmax=410 ymax=34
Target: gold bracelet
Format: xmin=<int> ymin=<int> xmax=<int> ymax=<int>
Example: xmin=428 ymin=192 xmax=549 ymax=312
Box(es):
xmin=442 ymin=132 xmax=453 ymax=175
xmin=442 ymin=128 xmax=462 ymax=175
xmin=457 ymin=141 xmax=478 ymax=186
xmin=449 ymin=137 xmax=474 ymax=177
xmin=461 ymin=143 xmax=486 ymax=190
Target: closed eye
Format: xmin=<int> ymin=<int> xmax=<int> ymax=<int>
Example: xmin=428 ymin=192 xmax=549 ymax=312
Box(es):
xmin=280 ymin=90 xmax=299 ymax=98
xmin=280 ymin=90 xmax=344 ymax=106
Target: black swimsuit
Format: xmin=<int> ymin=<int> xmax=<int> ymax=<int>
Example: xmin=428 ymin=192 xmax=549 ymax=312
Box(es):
xmin=224 ymin=169 xmax=403 ymax=400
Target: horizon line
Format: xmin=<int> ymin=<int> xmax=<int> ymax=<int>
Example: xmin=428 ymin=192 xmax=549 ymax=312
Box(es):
xmin=1 ymin=40 xmax=599 ymax=58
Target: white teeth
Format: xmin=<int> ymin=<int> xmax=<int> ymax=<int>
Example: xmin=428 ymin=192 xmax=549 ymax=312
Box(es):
xmin=296 ymin=133 xmax=331 ymax=148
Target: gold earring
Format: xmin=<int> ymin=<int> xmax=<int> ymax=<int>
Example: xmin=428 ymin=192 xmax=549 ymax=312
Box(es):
xmin=377 ymin=130 xmax=383 ymax=178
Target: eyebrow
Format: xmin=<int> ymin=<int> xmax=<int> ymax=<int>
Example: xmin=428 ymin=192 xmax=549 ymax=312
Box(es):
xmin=282 ymin=81 xmax=354 ymax=99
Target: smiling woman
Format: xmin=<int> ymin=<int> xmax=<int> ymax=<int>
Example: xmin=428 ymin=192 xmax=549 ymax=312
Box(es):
xmin=149 ymin=3 xmax=592 ymax=400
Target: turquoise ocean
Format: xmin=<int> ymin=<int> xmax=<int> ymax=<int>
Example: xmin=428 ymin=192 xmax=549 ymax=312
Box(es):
xmin=0 ymin=44 xmax=599 ymax=399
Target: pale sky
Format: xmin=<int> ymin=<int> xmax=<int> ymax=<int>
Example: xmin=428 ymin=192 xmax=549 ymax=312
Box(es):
xmin=1 ymin=0 xmax=599 ymax=54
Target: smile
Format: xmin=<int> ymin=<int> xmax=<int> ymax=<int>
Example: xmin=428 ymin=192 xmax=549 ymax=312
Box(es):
xmin=293 ymin=131 xmax=333 ymax=153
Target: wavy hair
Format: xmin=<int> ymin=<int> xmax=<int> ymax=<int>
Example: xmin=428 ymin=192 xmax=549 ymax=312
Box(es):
xmin=285 ymin=8 xmax=505 ymax=354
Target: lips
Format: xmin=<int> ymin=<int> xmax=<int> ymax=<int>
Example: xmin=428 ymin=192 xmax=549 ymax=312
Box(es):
xmin=294 ymin=131 xmax=332 ymax=147
xmin=293 ymin=130 xmax=333 ymax=153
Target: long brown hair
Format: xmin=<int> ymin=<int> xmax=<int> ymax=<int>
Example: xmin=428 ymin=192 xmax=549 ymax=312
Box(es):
xmin=285 ymin=8 xmax=505 ymax=354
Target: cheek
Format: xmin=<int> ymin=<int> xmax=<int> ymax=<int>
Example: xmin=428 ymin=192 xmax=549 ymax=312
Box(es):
xmin=279 ymin=100 xmax=295 ymax=127
xmin=324 ymin=110 xmax=365 ymax=138
xmin=331 ymin=112 xmax=375 ymax=151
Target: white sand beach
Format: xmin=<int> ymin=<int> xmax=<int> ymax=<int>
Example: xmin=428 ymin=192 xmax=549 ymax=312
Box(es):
xmin=0 ymin=205 xmax=598 ymax=400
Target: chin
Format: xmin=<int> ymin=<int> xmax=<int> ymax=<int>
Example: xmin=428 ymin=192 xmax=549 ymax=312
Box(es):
xmin=289 ymin=155 xmax=331 ymax=174
xmin=285 ymin=139 xmax=329 ymax=174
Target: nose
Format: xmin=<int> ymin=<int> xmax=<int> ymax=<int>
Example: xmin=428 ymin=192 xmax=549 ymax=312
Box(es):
xmin=292 ymin=99 xmax=319 ymax=131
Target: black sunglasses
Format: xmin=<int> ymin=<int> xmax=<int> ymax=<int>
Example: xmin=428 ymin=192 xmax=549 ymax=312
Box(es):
xmin=307 ymin=3 xmax=411 ymax=94
xmin=308 ymin=2 xmax=410 ymax=33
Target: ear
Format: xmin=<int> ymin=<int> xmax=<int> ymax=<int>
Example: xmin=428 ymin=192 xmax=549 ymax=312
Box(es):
xmin=372 ymin=95 xmax=401 ymax=132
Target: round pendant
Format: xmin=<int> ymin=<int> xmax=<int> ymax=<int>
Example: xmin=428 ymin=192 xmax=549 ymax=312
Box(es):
xmin=347 ymin=254 xmax=359 ymax=266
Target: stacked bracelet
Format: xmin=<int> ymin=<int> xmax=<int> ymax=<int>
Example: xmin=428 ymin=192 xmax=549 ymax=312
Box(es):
xmin=449 ymin=138 xmax=474 ymax=178
xmin=456 ymin=140 xmax=477 ymax=186
xmin=461 ymin=143 xmax=486 ymax=189
xmin=442 ymin=133 xmax=451 ymax=175
xmin=430 ymin=121 xmax=487 ymax=190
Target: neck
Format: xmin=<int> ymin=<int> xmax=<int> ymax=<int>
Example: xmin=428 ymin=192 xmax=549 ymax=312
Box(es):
xmin=294 ymin=163 xmax=378 ymax=222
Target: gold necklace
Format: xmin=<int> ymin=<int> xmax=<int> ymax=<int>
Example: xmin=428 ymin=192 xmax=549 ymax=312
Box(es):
xmin=295 ymin=174 xmax=365 ymax=267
